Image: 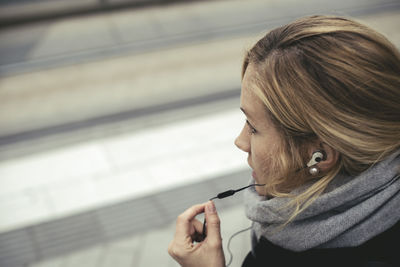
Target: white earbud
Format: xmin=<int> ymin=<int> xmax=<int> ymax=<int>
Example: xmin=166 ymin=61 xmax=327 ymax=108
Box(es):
xmin=306 ymin=151 xmax=325 ymax=167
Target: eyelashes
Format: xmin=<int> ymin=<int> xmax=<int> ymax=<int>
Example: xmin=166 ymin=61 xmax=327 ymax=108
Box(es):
xmin=246 ymin=120 xmax=257 ymax=134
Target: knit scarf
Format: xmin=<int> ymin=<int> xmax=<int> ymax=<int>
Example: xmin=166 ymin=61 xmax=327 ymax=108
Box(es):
xmin=243 ymin=150 xmax=400 ymax=252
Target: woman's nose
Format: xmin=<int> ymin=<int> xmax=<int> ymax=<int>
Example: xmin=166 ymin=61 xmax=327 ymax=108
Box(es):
xmin=235 ymin=127 xmax=250 ymax=153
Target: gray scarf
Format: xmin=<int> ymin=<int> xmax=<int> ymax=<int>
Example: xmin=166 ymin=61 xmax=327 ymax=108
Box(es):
xmin=243 ymin=150 xmax=400 ymax=252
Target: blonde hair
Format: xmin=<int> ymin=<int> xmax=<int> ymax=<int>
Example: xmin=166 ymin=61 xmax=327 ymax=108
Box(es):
xmin=242 ymin=15 xmax=400 ymax=219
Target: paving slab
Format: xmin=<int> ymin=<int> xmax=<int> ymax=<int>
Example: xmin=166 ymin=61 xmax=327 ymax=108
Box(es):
xmin=0 ymin=3 xmax=399 ymax=267
xmin=0 ymin=1 xmax=399 ymax=139
xmin=28 ymin=204 xmax=251 ymax=267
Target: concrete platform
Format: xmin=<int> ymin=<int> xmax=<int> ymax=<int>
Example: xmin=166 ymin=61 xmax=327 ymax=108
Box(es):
xmin=28 ymin=204 xmax=252 ymax=267
xmin=1 ymin=0 xmax=399 ymax=137
xmin=0 ymin=1 xmax=399 ymax=266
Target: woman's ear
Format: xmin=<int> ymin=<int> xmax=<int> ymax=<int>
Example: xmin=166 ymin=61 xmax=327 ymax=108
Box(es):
xmin=308 ymin=142 xmax=339 ymax=172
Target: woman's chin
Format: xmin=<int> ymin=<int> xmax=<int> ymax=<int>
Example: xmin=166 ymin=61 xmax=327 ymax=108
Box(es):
xmin=252 ymin=171 xmax=269 ymax=196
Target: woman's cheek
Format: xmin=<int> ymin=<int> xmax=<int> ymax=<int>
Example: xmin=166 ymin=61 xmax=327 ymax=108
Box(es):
xmin=255 ymin=185 xmax=266 ymax=196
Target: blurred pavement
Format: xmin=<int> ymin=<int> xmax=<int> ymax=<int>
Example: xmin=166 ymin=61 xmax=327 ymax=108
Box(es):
xmin=0 ymin=0 xmax=399 ymax=266
xmin=1 ymin=0 xmax=400 ymax=138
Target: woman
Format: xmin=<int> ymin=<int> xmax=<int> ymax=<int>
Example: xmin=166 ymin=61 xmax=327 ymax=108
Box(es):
xmin=168 ymin=15 xmax=400 ymax=266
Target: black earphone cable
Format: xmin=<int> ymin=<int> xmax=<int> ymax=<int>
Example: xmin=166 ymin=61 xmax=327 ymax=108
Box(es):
xmin=201 ymin=152 xmax=325 ymax=264
xmin=202 ymin=183 xmax=265 ymax=239
xmin=210 ymin=183 xmax=266 ymax=201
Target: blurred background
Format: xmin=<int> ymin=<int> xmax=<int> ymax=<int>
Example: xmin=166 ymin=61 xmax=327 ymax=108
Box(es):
xmin=0 ymin=0 xmax=399 ymax=266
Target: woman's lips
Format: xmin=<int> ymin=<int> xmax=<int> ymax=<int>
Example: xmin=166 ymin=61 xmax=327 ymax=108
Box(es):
xmin=252 ymin=170 xmax=257 ymax=179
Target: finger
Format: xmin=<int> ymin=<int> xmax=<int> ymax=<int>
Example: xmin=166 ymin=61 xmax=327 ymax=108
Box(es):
xmin=191 ymin=219 xmax=205 ymax=242
xmin=191 ymin=218 xmax=204 ymax=234
xmin=175 ymin=203 xmax=207 ymax=237
xmin=204 ymin=201 xmax=222 ymax=248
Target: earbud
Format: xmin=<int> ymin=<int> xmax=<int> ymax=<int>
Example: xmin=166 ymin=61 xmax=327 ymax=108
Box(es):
xmin=306 ymin=150 xmax=325 ymax=167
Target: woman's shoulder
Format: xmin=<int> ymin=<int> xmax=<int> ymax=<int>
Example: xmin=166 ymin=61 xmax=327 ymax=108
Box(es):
xmin=242 ymin=220 xmax=399 ymax=267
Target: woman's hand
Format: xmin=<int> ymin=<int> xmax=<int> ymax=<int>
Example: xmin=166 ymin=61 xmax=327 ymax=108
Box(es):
xmin=168 ymin=201 xmax=225 ymax=267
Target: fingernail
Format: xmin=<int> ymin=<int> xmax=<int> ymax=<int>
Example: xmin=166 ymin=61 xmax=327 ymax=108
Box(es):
xmin=207 ymin=201 xmax=216 ymax=213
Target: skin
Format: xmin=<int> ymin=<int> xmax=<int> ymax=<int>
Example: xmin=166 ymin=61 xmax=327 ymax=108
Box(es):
xmin=235 ymin=64 xmax=283 ymax=195
xmin=168 ymin=201 xmax=225 ymax=267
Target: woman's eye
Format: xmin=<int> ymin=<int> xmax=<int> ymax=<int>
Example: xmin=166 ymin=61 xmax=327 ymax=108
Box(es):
xmin=246 ymin=120 xmax=257 ymax=134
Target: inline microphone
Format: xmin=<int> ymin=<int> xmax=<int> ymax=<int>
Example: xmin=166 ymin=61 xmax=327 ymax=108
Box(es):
xmin=202 ymin=183 xmax=265 ymax=239
xmin=209 ymin=183 xmax=266 ymax=200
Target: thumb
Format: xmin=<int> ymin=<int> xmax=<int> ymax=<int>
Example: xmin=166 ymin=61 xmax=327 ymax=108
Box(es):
xmin=205 ymin=201 xmax=222 ymax=246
